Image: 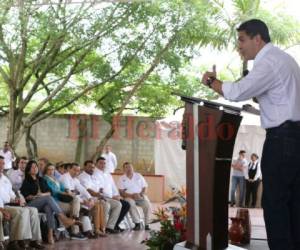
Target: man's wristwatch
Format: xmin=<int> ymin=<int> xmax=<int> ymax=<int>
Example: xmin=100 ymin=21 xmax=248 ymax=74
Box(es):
xmin=206 ymin=76 xmax=216 ymax=88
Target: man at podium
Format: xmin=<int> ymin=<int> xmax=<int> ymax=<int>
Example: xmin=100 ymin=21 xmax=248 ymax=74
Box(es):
xmin=202 ymin=19 xmax=300 ymax=250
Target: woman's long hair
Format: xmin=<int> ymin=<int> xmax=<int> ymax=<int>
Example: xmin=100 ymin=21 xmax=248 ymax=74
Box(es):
xmin=24 ymin=160 xmax=38 ymax=180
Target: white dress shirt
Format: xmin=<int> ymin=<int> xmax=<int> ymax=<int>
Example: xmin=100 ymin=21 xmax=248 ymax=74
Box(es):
xmin=93 ymin=168 xmax=119 ymax=198
xmin=222 ymin=43 xmax=300 ymax=128
xmin=59 ymin=172 xmax=91 ymax=201
xmin=102 ymin=152 xmax=117 ymax=173
xmin=0 ymin=150 xmax=15 ymax=170
xmin=0 ymin=174 xmax=16 ymax=203
xmin=244 ymin=160 xmax=261 ymax=181
xmin=0 ymin=197 xmax=4 ymax=208
xmin=118 ymin=173 xmax=148 ymax=194
xmin=78 ymin=171 xmax=101 ymax=193
xmin=6 ymin=169 xmax=24 ymax=191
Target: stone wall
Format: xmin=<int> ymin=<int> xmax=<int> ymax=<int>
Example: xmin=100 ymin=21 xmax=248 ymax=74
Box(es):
xmin=0 ymin=114 xmax=158 ymax=174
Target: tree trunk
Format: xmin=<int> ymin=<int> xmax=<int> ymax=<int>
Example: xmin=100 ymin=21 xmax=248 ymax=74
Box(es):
xmin=25 ymin=126 xmax=38 ymax=159
xmin=75 ymin=118 xmax=88 ymax=165
xmin=7 ymin=92 xmax=17 ymax=148
xmin=91 ymin=125 xmax=115 ymax=162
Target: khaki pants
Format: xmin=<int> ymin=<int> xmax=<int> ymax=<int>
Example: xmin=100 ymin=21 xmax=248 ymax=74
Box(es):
xmin=92 ymin=200 xmax=106 ymax=233
xmin=0 ymin=211 xmax=4 ymax=242
xmin=125 ymin=195 xmax=151 ymax=225
xmin=4 ymin=206 xmax=41 ymax=241
xmin=103 ymin=198 xmax=121 ymax=230
xmin=58 ymin=196 xmax=81 ymax=233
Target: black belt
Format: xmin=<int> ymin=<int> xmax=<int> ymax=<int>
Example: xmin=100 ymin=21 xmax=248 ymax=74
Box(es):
xmin=279 ymin=120 xmax=300 ymax=128
xmin=266 ymin=120 xmax=300 ymax=131
xmin=266 ymin=120 xmax=300 ymax=132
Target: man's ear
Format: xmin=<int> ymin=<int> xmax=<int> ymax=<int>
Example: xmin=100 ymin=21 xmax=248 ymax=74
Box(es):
xmin=254 ymin=34 xmax=263 ymax=45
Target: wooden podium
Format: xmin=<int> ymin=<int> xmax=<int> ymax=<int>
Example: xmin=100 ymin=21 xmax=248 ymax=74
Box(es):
xmin=180 ymin=95 xmax=242 ymax=250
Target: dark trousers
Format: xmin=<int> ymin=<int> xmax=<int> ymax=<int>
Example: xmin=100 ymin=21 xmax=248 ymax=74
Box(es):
xmin=245 ymin=180 xmax=260 ymax=208
xmin=115 ymin=199 xmax=130 ymax=228
xmin=261 ymin=124 xmax=300 ymax=250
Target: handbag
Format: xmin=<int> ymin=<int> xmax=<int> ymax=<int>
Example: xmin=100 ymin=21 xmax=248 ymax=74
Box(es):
xmin=56 ymin=193 xmax=73 ymax=203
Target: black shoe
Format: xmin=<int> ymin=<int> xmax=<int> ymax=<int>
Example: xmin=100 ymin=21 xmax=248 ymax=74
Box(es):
xmin=18 ymin=240 xmax=29 ymax=249
xmin=83 ymin=231 xmax=98 ymax=239
xmin=133 ymin=223 xmax=141 ymax=231
xmin=145 ymin=225 xmax=150 ymax=231
xmin=70 ymin=232 xmax=88 ymax=240
xmin=29 ymin=241 xmax=45 ymax=249
xmin=115 ymin=225 xmax=125 ymax=232
xmin=106 ymin=228 xmax=119 ymax=234
xmin=7 ymin=241 xmax=23 ymax=250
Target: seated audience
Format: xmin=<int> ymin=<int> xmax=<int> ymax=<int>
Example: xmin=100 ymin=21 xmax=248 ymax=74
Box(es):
xmin=0 ymin=156 xmax=44 ymax=250
xmin=118 ymin=162 xmax=151 ymax=230
xmin=43 ymin=163 xmax=86 ymax=240
xmin=20 ymin=160 xmax=76 ymax=244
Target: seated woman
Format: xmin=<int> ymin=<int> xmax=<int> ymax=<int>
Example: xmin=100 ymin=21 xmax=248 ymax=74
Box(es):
xmin=20 ymin=160 xmax=78 ymax=244
xmin=43 ymin=163 xmax=86 ymax=240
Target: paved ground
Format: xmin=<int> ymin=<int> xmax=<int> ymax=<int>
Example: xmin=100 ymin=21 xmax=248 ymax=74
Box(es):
xmin=41 ymin=206 xmax=269 ymax=250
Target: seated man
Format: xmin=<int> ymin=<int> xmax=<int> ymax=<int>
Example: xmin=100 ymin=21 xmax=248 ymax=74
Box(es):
xmin=0 ymin=156 xmax=44 ymax=250
xmin=0 ymin=197 xmax=8 ymax=250
xmin=60 ymin=163 xmax=103 ymax=238
xmin=6 ymin=156 xmax=27 ymax=191
xmin=118 ymin=162 xmax=151 ymax=230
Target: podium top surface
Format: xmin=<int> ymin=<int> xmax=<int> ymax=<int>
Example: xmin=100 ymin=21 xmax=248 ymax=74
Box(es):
xmin=177 ymin=94 xmax=242 ymax=115
xmin=175 ymin=94 xmax=260 ymax=116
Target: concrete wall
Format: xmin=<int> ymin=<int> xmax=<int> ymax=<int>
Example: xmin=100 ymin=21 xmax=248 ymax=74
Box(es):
xmin=0 ymin=114 xmax=158 ymax=174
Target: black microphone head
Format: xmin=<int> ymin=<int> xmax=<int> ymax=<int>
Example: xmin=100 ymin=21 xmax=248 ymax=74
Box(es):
xmin=243 ymin=69 xmax=249 ymax=77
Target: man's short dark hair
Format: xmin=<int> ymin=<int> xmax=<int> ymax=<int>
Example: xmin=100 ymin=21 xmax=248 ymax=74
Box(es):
xmin=70 ymin=162 xmax=80 ymax=168
xmin=237 ymin=19 xmax=271 ymax=43
xmin=123 ymin=162 xmax=131 ymax=168
xmin=84 ymin=160 xmax=93 ymax=166
xmin=239 ymin=150 xmax=246 ymax=155
xmin=96 ymin=156 xmax=106 ymax=163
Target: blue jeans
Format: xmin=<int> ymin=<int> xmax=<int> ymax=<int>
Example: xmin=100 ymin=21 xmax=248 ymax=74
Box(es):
xmin=261 ymin=123 xmax=300 ymax=250
xmin=230 ymin=176 xmax=245 ymax=207
xmin=28 ymin=196 xmax=62 ymax=229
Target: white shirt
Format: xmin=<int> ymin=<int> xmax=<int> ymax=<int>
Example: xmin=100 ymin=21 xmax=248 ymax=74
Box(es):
xmin=244 ymin=160 xmax=261 ymax=181
xmin=78 ymin=171 xmax=101 ymax=193
xmin=93 ymin=168 xmax=119 ymax=198
xmin=102 ymin=152 xmax=117 ymax=173
xmin=0 ymin=197 xmax=4 ymax=208
xmin=222 ymin=43 xmax=300 ymax=129
xmin=118 ymin=173 xmax=148 ymax=194
xmin=6 ymin=169 xmax=24 ymax=191
xmin=59 ymin=172 xmax=91 ymax=201
xmin=0 ymin=174 xmax=16 ymax=204
xmin=231 ymin=158 xmax=248 ymax=177
xmin=0 ymin=150 xmax=15 ymax=170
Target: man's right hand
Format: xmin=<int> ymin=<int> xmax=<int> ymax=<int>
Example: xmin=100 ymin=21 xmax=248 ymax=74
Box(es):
xmin=1 ymin=209 xmax=11 ymax=220
xmin=132 ymin=193 xmax=143 ymax=200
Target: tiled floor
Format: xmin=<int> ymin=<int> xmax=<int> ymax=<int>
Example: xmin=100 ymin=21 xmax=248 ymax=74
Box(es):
xmin=42 ymin=206 xmax=269 ymax=250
